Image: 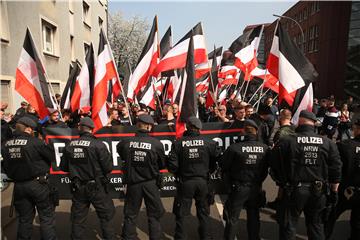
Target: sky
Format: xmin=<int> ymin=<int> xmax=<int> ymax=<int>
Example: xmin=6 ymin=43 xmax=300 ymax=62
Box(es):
xmin=108 ymin=1 xmax=296 ymax=50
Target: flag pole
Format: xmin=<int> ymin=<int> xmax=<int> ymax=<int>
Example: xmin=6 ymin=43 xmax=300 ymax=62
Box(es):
xmin=248 ymin=82 xmax=264 ymax=104
xmin=254 ymin=88 xmax=270 ymax=109
xmin=105 ymin=28 xmax=133 ymax=126
xmin=242 ymin=75 xmax=250 ymax=101
xmin=27 ymin=28 xmax=64 ymax=121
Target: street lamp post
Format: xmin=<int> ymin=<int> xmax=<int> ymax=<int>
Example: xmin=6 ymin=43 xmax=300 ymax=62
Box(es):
xmin=273 ymin=14 xmax=305 ymax=45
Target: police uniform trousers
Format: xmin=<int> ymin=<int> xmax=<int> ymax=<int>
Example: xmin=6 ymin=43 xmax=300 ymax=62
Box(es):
xmin=173 ymin=177 xmax=210 ymax=240
xmin=71 ymin=182 xmax=115 ymax=240
xmin=122 ymin=179 xmax=164 ymax=240
xmin=324 ymin=187 xmax=360 ymax=240
xmin=278 ymin=185 xmax=326 ymax=240
xmin=14 ymin=180 xmax=57 ymax=240
xmin=223 ymin=183 xmax=262 ymax=240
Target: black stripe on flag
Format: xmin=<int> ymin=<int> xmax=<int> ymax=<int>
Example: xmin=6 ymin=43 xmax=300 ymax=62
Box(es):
xmin=160 ymin=26 xmax=174 ymax=78
xmin=160 ymin=26 xmax=172 ymax=58
xmin=136 ymin=16 xmax=158 ymax=66
xmin=208 ymin=46 xmax=223 ymax=60
xmin=60 ymin=61 xmax=81 ymax=109
xmin=176 ymin=22 xmax=203 ymax=45
xmin=86 ymin=43 xmax=95 ymax=105
xmin=229 ymin=25 xmax=262 ymax=54
xmin=179 ymin=36 xmax=197 ymax=123
xmin=98 ymin=29 xmax=106 ymax=55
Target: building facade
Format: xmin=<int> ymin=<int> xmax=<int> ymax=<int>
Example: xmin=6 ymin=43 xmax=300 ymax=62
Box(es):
xmin=0 ymin=0 xmax=108 ymax=113
xmin=264 ymin=1 xmax=359 ymax=100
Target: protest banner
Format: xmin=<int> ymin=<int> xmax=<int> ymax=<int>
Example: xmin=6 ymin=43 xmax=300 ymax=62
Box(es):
xmin=44 ymin=122 xmax=244 ymax=199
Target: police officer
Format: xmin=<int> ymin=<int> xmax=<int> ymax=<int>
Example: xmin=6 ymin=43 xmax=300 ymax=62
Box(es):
xmin=270 ymin=110 xmax=342 ymax=240
xmin=221 ymin=119 xmax=269 ymax=240
xmin=168 ymin=116 xmax=221 ymax=240
xmin=60 ymin=117 xmax=115 ymax=240
xmin=117 ymin=114 xmax=166 ymax=240
xmin=1 ymin=117 xmax=57 ymax=240
xmin=325 ymin=118 xmax=360 ymax=240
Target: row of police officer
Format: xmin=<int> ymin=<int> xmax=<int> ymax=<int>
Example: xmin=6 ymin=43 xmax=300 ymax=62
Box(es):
xmin=2 ymin=110 xmax=359 ymax=240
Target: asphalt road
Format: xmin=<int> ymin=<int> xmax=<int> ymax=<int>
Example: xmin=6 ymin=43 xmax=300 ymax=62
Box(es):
xmin=2 ymin=177 xmax=350 ymax=240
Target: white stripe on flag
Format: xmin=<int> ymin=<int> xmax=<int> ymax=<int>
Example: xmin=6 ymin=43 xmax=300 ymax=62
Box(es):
xmin=291 ymin=83 xmax=314 ymax=125
xmin=235 ymin=37 xmax=258 ymax=64
xmin=94 ymin=45 xmax=112 ymax=85
xmin=78 ymin=61 xmax=91 ymax=108
xmin=279 ymin=52 xmax=306 ymax=94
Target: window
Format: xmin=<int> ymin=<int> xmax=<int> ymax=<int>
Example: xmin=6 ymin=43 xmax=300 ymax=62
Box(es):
xmin=83 ymin=1 xmax=91 ymax=27
xmin=1 ymin=80 xmax=10 ymax=105
xmin=299 ymin=12 xmax=303 ymax=22
xmin=303 ymin=8 xmax=308 ymax=20
xmin=70 ymin=36 xmax=75 ymax=61
xmin=50 ymin=82 xmax=60 ymax=94
xmin=314 ymin=39 xmax=319 ymax=52
xmin=0 ymin=1 xmax=10 ymax=43
xmin=84 ymin=42 xmax=90 ymax=55
xmin=98 ymin=17 xmax=103 ymax=28
xmin=42 ymin=19 xmax=57 ymax=55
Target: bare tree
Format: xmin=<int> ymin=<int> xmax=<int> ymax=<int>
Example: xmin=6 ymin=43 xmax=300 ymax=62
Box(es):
xmin=108 ymin=12 xmax=150 ymax=76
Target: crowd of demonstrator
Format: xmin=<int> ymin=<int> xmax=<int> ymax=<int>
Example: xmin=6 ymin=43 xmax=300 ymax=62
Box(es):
xmin=1 ymin=92 xmax=360 ymax=240
xmin=1 ymin=93 xmax=359 ymax=144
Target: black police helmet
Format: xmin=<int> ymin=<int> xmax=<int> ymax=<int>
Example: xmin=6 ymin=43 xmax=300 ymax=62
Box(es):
xmin=17 ymin=117 xmax=37 ymax=129
xmin=299 ymin=110 xmax=317 ymax=122
xmin=79 ymin=117 xmax=95 ymax=129
xmin=137 ymin=114 xmax=155 ymax=125
xmin=257 ymin=103 xmax=272 ymax=115
xmin=187 ymin=116 xmax=202 ymax=130
xmin=244 ymin=119 xmax=259 ymax=130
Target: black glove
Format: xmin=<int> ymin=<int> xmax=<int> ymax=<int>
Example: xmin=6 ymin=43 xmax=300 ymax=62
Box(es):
xmin=328 ymin=191 xmax=338 ymax=205
xmin=156 ymin=175 xmax=164 ymax=189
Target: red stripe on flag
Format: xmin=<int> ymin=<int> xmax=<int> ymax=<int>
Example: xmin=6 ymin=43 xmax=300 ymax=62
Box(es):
xmin=70 ymin=81 xmax=81 ymax=111
xmin=15 ymin=69 xmax=50 ymax=119
xmin=153 ymin=49 xmax=207 ymax=77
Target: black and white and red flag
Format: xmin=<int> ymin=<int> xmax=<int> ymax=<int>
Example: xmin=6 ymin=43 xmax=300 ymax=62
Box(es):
xmin=291 ymin=83 xmax=314 ymax=125
xmin=195 ymin=76 xmax=209 ymax=93
xmin=71 ymin=43 xmax=95 ymax=112
xmin=249 ymin=67 xmax=279 ymax=93
xmin=127 ymin=16 xmax=159 ymax=101
xmin=277 ymin=22 xmax=317 ymax=107
xmin=92 ymin=29 xmax=119 ymax=131
xmin=60 ymin=61 xmax=81 ymax=110
xmin=205 ymin=47 xmax=220 ymax=108
xmin=195 ymin=46 xmax=222 ymax=78
xmin=176 ymin=36 xmax=197 ymax=138
xmin=15 ymin=28 xmax=57 ymax=119
xmin=152 ymin=22 xmax=207 ymax=77
xmin=218 ymin=65 xmax=240 ymax=86
xmin=230 ymin=25 xmax=263 ymax=79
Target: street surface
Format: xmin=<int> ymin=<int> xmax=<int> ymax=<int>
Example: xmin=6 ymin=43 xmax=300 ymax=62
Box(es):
xmin=2 ymin=177 xmax=350 ymax=239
